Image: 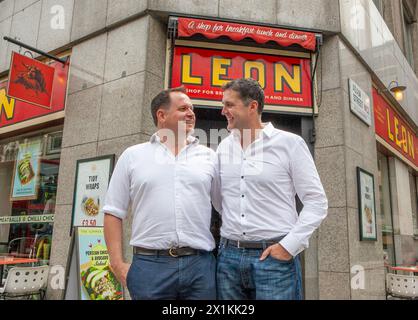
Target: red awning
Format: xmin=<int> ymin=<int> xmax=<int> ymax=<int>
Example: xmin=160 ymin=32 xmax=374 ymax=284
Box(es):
xmin=177 ymin=18 xmax=317 ymax=52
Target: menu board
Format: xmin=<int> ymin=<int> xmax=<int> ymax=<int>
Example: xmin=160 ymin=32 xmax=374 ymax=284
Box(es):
xmin=71 ymin=155 xmax=114 ymax=228
xmin=76 ymin=227 xmax=123 ymax=300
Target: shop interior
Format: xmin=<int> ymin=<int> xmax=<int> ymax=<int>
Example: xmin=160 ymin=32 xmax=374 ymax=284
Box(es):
xmin=0 ymin=128 xmax=62 ymax=267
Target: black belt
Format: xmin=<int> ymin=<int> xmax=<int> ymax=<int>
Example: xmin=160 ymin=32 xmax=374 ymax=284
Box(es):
xmin=221 ymin=236 xmax=285 ymax=249
xmin=133 ymin=246 xmax=199 ymax=257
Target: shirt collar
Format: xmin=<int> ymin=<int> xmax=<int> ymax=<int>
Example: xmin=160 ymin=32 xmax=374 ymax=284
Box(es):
xmin=150 ymin=132 xmax=199 ymax=145
xmin=230 ymin=122 xmax=275 ymax=140
xmin=262 ymin=122 xmax=275 ymax=138
xmin=187 ymin=134 xmax=199 ymax=144
xmin=149 ymin=132 xmax=161 ymax=144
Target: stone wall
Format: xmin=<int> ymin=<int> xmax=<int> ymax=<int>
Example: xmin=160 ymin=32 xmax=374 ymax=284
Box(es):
xmin=47 ymin=13 xmax=166 ymax=299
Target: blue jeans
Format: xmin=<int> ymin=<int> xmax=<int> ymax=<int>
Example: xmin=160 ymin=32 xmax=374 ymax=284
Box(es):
xmin=126 ymin=251 xmax=216 ymax=300
xmin=216 ymin=240 xmax=303 ymax=300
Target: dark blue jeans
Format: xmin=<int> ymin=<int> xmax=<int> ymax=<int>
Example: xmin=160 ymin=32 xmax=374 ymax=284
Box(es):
xmin=216 ymin=240 xmax=303 ymax=300
xmin=126 ymin=251 xmax=216 ymax=300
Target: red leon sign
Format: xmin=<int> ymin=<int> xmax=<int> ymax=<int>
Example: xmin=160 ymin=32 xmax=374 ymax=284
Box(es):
xmin=171 ymin=46 xmax=312 ymax=109
xmin=373 ymin=87 xmax=418 ymax=168
xmin=7 ymin=52 xmax=56 ymax=109
xmin=178 ymin=18 xmax=317 ymax=52
xmin=0 ymin=57 xmax=69 ymax=131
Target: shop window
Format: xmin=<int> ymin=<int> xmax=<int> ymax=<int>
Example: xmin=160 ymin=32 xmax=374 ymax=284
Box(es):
xmin=0 ymin=130 xmax=62 ymax=265
xmin=377 ymin=152 xmax=396 ymax=266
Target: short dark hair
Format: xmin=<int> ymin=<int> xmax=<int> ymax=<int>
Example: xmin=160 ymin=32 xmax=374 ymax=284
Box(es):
xmin=222 ymin=78 xmax=264 ymax=114
xmin=150 ymin=86 xmax=187 ymax=125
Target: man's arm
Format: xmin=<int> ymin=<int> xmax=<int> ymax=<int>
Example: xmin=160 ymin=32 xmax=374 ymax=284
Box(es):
xmin=104 ymin=213 xmax=130 ymax=287
xmin=279 ymin=137 xmax=328 ymax=257
xmin=261 ymin=137 xmax=328 ymax=261
xmin=102 ymin=150 xmax=132 ymax=286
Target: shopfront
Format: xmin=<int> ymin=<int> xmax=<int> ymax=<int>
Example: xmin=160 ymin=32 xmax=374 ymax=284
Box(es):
xmin=0 ymin=53 xmax=69 ymax=266
xmin=166 ymin=16 xmax=320 ymax=146
xmin=164 ymin=17 xmax=322 ymax=295
xmin=373 ymin=86 xmax=418 ymax=267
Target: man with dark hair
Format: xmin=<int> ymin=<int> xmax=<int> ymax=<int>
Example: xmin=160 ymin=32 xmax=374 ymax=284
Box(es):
xmin=222 ymin=78 xmax=265 ymax=114
xmin=216 ymin=78 xmax=328 ymax=300
xmin=150 ymin=86 xmax=187 ymax=125
xmin=103 ymin=87 xmax=220 ymax=300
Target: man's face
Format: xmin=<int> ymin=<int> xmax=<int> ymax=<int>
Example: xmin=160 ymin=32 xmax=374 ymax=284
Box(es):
xmin=161 ymin=92 xmax=195 ymax=135
xmin=221 ymin=89 xmax=251 ymax=131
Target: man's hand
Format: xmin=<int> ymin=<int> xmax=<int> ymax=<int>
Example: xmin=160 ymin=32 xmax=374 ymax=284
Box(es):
xmin=259 ymin=243 xmax=293 ymax=262
xmin=109 ymin=262 xmax=131 ymax=287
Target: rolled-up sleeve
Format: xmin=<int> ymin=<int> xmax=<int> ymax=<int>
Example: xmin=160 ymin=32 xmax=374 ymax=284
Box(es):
xmin=279 ymin=138 xmax=328 ymax=256
xmin=101 ymin=149 xmax=131 ymax=220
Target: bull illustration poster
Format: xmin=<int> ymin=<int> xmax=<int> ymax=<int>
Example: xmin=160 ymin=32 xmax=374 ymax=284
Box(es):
xmin=7 ymin=52 xmax=55 ymax=109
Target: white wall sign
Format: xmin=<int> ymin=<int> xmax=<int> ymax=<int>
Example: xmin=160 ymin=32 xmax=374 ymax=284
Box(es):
xmin=348 ymin=79 xmax=372 ymax=126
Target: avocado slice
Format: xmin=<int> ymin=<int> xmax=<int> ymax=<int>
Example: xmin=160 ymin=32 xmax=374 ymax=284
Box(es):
xmin=91 ymin=271 xmax=108 ymax=289
xmin=86 ymin=269 xmax=102 ymax=286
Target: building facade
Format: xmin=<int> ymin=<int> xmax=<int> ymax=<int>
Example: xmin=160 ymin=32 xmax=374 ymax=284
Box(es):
xmin=0 ymin=0 xmax=416 ymax=300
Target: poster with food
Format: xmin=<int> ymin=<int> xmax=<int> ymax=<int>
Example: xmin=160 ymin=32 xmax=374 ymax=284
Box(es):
xmin=77 ymin=227 xmax=123 ymax=300
xmin=72 ymin=155 xmax=114 ymax=227
xmin=11 ymin=139 xmax=42 ymax=200
xmin=357 ymin=167 xmax=377 ymax=241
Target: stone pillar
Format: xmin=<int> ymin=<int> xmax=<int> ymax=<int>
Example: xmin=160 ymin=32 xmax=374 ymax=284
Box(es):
xmin=47 ymin=13 xmax=159 ymax=299
xmin=315 ymin=35 xmax=386 ymax=300
xmin=315 ymin=35 xmax=351 ymax=300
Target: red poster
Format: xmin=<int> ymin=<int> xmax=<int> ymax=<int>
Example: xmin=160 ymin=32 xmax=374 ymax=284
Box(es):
xmin=178 ymin=18 xmax=317 ymax=52
xmin=171 ymin=46 xmax=312 ymax=109
xmin=373 ymin=87 xmax=418 ymax=168
xmin=0 ymin=56 xmax=69 ymax=131
xmin=7 ymin=52 xmax=55 ymax=109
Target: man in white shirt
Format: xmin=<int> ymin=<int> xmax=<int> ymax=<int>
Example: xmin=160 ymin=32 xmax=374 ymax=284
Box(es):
xmin=103 ymin=87 xmax=219 ymax=300
xmin=216 ymin=78 xmax=328 ymax=300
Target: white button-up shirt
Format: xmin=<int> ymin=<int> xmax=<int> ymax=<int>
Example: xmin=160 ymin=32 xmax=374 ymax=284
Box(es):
xmin=217 ymin=122 xmax=328 ymax=256
xmin=102 ymin=134 xmax=218 ymax=251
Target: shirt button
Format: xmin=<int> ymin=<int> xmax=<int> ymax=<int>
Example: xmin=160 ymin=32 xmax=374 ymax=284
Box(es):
xmin=241 ymin=214 xmax=245 ymax=218
xmin=243 ymin=232 xmax=246 ymax=235
xmin=241 ymin=195 xmax=245 ymax=198
xmin=241 ymin=176 xmax=244 ymax=179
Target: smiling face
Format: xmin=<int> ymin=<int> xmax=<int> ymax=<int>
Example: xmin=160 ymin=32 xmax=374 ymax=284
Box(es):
xmin=158 ymin=91 xmax=195 ymax=135
xmin=221 ymin=89 xmax=253 ymax=131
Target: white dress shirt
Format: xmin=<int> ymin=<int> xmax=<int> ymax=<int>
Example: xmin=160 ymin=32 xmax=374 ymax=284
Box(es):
xmin=217 ymin=122 xmax=328 ymax=256
xmin=102 ymin=134 xmax=218 ymax=251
